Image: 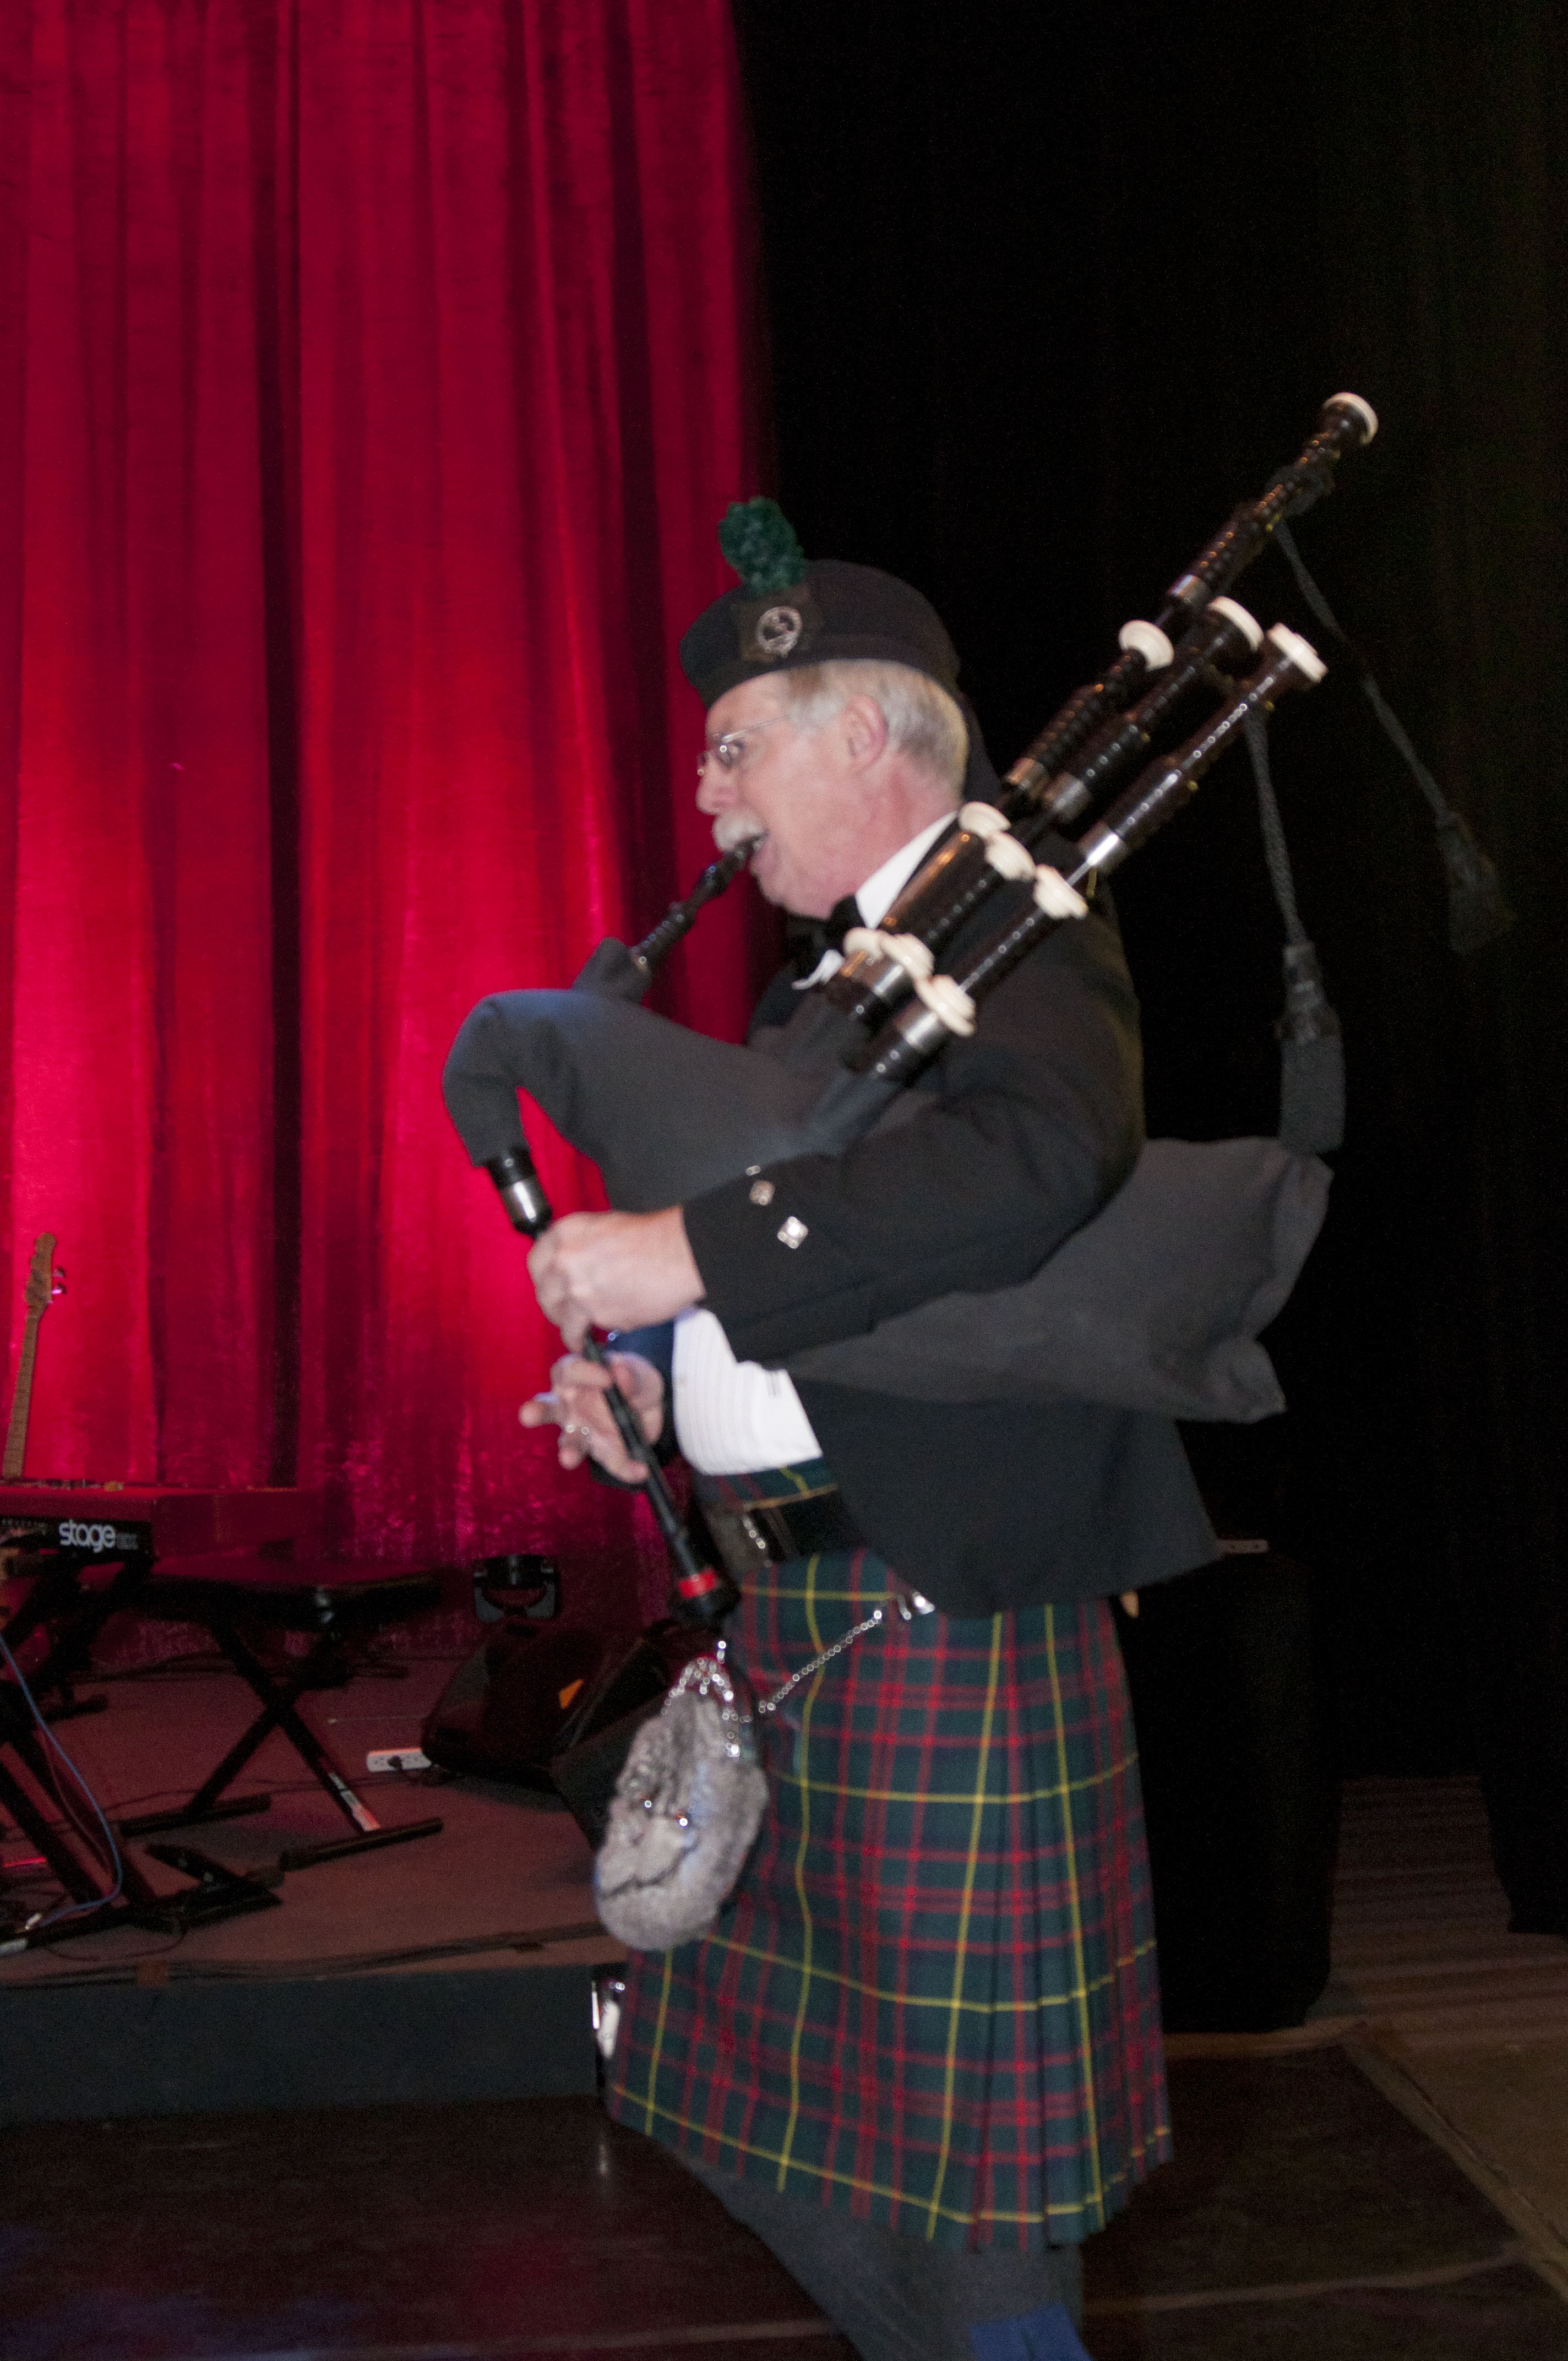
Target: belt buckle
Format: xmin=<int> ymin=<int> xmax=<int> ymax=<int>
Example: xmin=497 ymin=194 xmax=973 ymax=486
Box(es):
xmin=736 ymin=1509 xmax=782 ymax=1565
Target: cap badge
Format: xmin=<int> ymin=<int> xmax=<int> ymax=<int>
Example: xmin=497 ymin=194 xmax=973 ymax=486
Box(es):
xmin=731 ymin=583 xmax=822 ymax=667
xmin=754 ymin=605 xmax=803 ymax=659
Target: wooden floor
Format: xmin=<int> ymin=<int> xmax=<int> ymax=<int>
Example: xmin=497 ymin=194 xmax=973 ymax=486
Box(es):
xmin=1332 ymin=1777 xmax=1568 ymax=2052
xmin=8 ymin=1732 xmax=1568 ymax=2357
xmin=1190 ymin=1775 xmax=1568 ymax=2308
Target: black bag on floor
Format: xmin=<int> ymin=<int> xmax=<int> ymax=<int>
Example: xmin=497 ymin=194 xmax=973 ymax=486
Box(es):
xmin=549 ymin=1694 xmax=669 ymax=1849
xmin=420 ymin=1554 xmax=694 ymax=1805
xmin=421 ymin=1624 xmax=649 ymax=1788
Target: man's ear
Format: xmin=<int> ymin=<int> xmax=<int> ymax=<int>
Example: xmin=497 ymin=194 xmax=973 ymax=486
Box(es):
xmin=837 ymin=692 xmax=890 ymax=770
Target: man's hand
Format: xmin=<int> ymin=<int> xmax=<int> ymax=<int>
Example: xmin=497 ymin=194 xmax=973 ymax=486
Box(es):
xmin=527 ymin=1206 xmax=703 ymax=1351
xmin=520 ymin=1351 xmax=664 ymax=1485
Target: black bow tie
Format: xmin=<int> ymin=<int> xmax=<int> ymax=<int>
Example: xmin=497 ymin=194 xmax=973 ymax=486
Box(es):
xmin=790 ymin=894 xmax=862 ymax=977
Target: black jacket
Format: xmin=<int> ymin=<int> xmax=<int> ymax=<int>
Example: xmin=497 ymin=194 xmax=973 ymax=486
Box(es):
xmin=680 ymin=879 xmax=1216 ymax=1615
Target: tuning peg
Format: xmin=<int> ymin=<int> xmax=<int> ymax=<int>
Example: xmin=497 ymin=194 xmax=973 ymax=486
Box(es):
xmin=51 ymin=1270 xmax=66 ymax=1298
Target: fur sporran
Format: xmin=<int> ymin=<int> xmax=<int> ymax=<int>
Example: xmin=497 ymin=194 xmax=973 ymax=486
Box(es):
xmin=594 ymin=1650 xmax=769 ymax=1951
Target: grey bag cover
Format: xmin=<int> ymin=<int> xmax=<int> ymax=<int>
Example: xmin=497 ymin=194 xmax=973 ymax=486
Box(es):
xmin=443 ymin=961 xmax=1330 ymax=1423
xmin=783 ymin=1135 xmax=1329 ymax=1419
xmin=443 ymin=987 xmax=888 ymax=1207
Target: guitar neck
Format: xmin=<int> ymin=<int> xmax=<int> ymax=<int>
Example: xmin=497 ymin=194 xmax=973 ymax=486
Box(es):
xmin=3 ymin=1312 xmax=42 ymax=1481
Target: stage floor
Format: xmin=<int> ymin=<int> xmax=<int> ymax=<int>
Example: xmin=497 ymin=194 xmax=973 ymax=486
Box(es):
xmin=5 ymin=1655 xmax=1568 ymax=2353
xmin=1 ymin=1649 xmax=619 ymax=1971
xmin=1 ymin=1648 xmax=624 ymax=2118
xmin=7 ymin=2046 xmax=1567 ymax=2360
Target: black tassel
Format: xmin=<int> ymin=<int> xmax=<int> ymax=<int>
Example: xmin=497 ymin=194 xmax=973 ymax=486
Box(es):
xmin=1246 ymin=713 xmax=1346 ymax=1156
xmin=1273 ymin=523 xmax=1513 ymax=957
xmin=1433 ymin=808 xmax=1513 ymax=956
xmin=1278 ymin=940 xmax=1345 ymax=1156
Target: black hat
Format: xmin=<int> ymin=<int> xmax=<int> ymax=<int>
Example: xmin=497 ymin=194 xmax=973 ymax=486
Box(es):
xmin=679 ymin=498 xmax=997 ymax=797
xmin=680 ymin=501 xmax=963 ymax=703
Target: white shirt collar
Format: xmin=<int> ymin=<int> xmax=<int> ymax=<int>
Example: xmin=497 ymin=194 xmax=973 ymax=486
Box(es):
xmin=853 ymin=813 xmax=954 ymax=928
xmin=792 ymin=813 xmax=954 ymax=989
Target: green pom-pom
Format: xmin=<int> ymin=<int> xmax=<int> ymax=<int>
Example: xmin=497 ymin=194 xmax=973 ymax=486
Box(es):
xmin=718 ymin=497 xmax=806 ymax=596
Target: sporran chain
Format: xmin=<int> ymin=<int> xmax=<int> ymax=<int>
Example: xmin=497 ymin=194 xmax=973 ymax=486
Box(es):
xmin=753 ymin=1606 xmax=888 ymax=1718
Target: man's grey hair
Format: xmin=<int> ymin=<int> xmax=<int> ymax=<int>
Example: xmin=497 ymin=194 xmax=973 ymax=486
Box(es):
xmin=771 ymin=660 xmax=967 ymax=797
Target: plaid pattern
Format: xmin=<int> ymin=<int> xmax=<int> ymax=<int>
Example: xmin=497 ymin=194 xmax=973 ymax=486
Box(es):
xmin=605 ymin=1461 xmax=1170 ymax=2251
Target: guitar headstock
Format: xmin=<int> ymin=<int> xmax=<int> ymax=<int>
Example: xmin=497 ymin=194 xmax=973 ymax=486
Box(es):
xmin=22 ymin=1233 xmax=61 ymax=1318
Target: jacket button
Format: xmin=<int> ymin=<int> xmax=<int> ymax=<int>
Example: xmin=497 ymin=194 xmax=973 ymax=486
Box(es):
xmin=749 ymin=1178 xmax=775 ymax=1206
xmin=777 ymin=1216 xmax=808 ymax=1249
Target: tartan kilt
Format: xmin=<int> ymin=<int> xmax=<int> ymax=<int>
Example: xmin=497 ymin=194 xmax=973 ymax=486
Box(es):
xmin=603 ymin=1462 xmax=1170 ymax=2252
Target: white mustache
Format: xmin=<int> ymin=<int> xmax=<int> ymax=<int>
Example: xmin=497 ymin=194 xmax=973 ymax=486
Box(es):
xmin=713 ymin=809 xmax=767 ymax=856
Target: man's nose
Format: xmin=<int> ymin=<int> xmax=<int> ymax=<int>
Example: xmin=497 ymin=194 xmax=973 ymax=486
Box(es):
xmin=695 ymin=757 xmax=732 ymax=815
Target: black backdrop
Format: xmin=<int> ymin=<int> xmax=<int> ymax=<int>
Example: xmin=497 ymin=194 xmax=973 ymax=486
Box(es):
xmin=730 ymin=0 xmax=1568 ymax=1932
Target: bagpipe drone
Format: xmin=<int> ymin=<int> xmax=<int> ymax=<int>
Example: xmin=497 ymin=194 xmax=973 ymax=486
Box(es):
xmin=444 ymin=394 xmax=1381 ymax=1620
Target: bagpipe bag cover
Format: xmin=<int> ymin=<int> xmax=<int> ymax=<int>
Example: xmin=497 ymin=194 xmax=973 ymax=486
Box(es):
xmin=442 ymin=973 xmax=1331 ymax=1423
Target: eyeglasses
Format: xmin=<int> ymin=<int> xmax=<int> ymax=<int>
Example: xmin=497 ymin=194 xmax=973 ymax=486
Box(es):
xmin=695 ymin=718 xmax=787 ymax=782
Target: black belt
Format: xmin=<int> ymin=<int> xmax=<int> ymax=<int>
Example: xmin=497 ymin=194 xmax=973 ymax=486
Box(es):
xmin=695 ymin=1484 xmax=867 ymax=1577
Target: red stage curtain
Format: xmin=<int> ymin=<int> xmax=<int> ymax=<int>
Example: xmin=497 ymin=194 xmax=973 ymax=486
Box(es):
xmin=0 ymin=1 xmax=770 ymax=1598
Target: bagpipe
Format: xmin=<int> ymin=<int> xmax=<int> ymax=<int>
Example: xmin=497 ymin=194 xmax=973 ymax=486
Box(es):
xmin=443 ymin=394 xmax=1377 ymax=1617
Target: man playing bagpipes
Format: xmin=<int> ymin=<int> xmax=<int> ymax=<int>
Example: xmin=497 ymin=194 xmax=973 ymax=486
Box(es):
xmin=518 ymin=521 xmax=1222 ymax=2361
